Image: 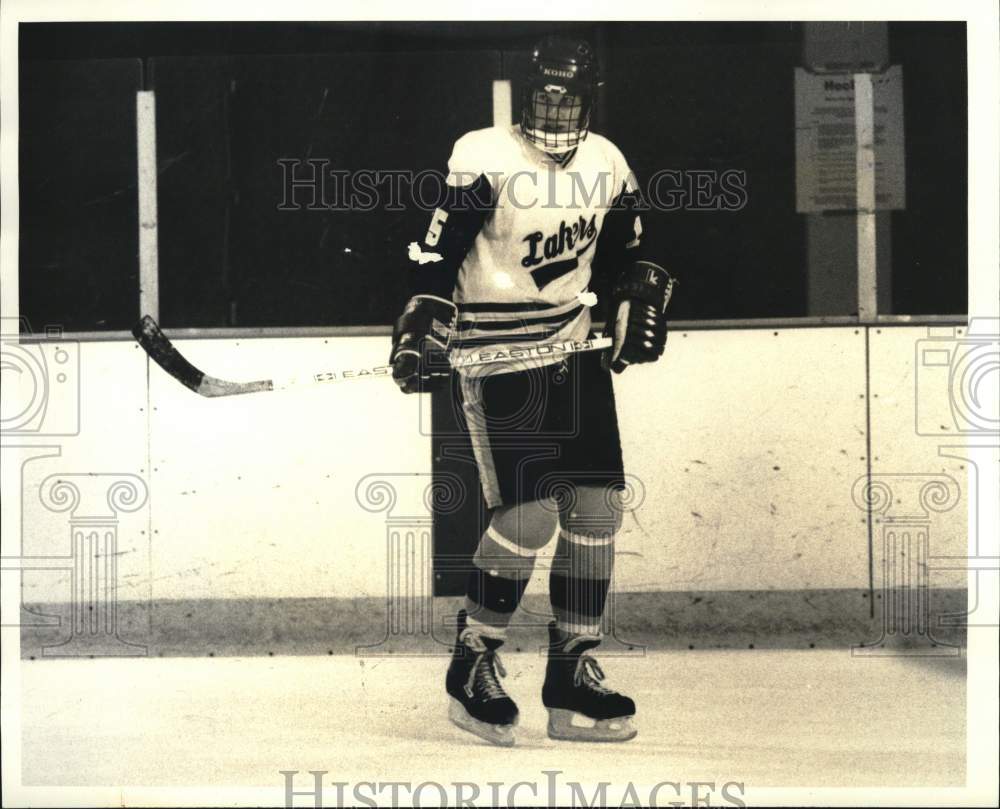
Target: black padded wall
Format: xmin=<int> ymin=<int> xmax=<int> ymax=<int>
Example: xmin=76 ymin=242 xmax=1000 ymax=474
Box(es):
xmin=153 ymin=50 xmax=497 ymax=327
xmin=19 ymin=59 xmax=142 ymax=332
xmin=18 ymin=22 xmax=968 ymax=334
xmin=888 ymin=22 xmax=967 ymax=316
xmin=600 ymin=25 xmax=806 ymax=320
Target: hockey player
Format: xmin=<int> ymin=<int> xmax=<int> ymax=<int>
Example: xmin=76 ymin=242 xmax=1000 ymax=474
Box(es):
xmin=389 ymin=36 xmax=673 ymax=746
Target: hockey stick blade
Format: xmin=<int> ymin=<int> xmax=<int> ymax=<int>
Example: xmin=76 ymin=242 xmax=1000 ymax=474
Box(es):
xmin=132 ymin=316 xmax=274 ymax=397
xmin=133 ymin=315 xmax=398 ymax=397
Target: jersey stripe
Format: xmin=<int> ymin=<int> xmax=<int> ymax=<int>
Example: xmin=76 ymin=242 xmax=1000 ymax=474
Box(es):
xmin=456 ymin=304 xmax=584 ymax=332
xmin=458 ymin=297 xmax=583 ymax=320
xmin=457 ymin=300 xmax=565 ymax=313
xmin=452 ymin=327 xmax=565 ymax=348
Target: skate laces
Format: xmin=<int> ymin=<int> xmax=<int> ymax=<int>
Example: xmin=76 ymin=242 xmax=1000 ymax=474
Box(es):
xmin=574 ymin=654 xmax=615 ymax=695
xmin=465 ymin=649 xmax=508 ymax=701
xmin=460 ymin=629 xmax=509 ymax=702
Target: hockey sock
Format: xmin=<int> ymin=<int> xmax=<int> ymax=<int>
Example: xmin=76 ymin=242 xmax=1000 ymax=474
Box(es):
xmin=463 ymin=524 xmax=538 ymax=637
xmin=548 ymin=527 xmax=614 ymax=635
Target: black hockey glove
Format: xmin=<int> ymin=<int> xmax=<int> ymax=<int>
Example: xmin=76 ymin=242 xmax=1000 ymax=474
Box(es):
xmin=389 ymin=295 xmax=458 ymax=394
xmin=603 ymin=261 xmax=675 ymax=374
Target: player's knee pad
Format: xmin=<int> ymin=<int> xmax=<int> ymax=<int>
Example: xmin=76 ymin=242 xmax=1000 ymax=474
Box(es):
xmin=559 ymin=484 xmax=623 ymax=542
xmin=490 ymin=500 xmax=561 ymax=552
xmin=474 ymin=499 xmax=559 ymax=578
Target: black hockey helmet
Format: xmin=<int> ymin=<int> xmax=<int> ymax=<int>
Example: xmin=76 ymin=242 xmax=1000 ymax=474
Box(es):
xmin=521 ymin=36 xmax=602 ymax=154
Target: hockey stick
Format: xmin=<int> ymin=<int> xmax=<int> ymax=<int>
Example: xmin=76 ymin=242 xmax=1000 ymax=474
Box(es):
xmin=132 ymin=315 xmax=612 ymax=398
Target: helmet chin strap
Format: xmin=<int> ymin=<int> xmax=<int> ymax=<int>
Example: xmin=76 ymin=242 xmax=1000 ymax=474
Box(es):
xmin=522 ymin=126 xmax=588 ymax=156
xmin=548 ymin=148 xmax=577 ymax=166
xmin=524 ymin=139 xmax=577 ymax=167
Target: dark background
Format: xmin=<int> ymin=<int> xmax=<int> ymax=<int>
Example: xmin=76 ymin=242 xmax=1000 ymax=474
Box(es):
xmin=19 ymin=21 xmax=967 ymax=332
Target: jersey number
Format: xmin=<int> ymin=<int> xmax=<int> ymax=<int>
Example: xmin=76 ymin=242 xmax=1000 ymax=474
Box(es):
xmin=424 ymin=208 xmax=449 ymax=246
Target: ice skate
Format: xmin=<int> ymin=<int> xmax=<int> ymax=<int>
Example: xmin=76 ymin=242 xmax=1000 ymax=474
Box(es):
xmin=542 ymin=621 xmax=637 ymax=742
xmin=445 ymin=610 xmax=519 ymax=747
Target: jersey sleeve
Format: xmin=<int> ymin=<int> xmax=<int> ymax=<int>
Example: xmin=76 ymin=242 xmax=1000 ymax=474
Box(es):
xmin=607 ymin=139 xmax=638 ymax=198
xmin=406 ymin=131 xmax=497 ymax=299
xmin=446 ymin=130 xmax=499 ymax=191
xmin=594 ymin=140 xmax=644 ymax=280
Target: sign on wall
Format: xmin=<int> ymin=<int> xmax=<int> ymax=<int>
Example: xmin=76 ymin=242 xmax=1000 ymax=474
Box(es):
xmin=794 ymin=66 xmax=905 ymax=213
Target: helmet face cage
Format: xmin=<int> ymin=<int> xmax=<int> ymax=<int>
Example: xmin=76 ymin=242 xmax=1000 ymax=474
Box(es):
xmin=520 ymin=37 xmax=600 ymax=154
xmin=522 ymin=86 xmax=592 ymax=153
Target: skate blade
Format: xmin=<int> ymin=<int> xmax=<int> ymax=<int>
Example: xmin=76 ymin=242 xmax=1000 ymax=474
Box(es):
xmin=546 ymin=708 xmax=637 ymax=742
xmin=448 ymin=698 xmax=516 ymax=747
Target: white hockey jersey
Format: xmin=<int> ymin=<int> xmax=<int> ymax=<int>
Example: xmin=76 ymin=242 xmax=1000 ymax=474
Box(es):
xmin=442 ymin=125 xmax=641 ymax=373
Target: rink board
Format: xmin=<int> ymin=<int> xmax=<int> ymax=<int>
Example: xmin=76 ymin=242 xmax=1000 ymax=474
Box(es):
xmin=613 ymin=326 xmax=869 ymax=592
xmin=12 ymin=325 xmax=971 ymax=654
xmin=143 ymin=335 xmax=431 ymax=602
xmin=867 ymin=326 xmax=971 ymax=590
xmin=3 ymin=341 xmax=150 ymax=642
